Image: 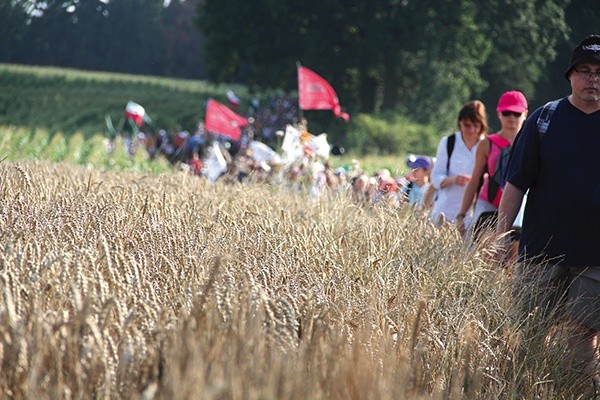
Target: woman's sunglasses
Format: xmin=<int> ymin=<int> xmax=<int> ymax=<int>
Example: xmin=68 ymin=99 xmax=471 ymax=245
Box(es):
xmin=501 ymin=111 xmax=522 ymax=117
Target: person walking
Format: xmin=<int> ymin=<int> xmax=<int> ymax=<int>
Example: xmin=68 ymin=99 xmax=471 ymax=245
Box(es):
xmin=496 ymin=35 xmax=600 ymax=391
xmin=456 ymin=91 xmax=528 ymax=239
xmin=404 ymin=155 xmax=433 ymax=210
xmin=430 ymin=100 xmax=487 ymax=226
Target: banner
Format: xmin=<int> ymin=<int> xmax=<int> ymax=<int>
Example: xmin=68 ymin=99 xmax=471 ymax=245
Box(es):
xmin=281 ymin=124 xmax=330 ymax=165
xmin=249 ymin=141 xmax=282 ymax=164
xmin=204 ymin=99 xmax=249 ymax=141
xmin=307 ymin=132 xmax=331 ymax=159
xmin=124 ymin=101 xmax=146 ymax=126
xmin=298 ymin=66 xmax=349 ymax=122
xmin=281 ymin=125 xmax=304 ymax=165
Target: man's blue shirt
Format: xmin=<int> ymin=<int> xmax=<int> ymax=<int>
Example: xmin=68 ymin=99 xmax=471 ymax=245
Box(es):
xmin=507 ymin=98 xmax=600 ymax=266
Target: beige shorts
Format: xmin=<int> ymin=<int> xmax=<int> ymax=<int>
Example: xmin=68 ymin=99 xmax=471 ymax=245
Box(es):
xmin=513 ymin=263 xmax=600 ymax=331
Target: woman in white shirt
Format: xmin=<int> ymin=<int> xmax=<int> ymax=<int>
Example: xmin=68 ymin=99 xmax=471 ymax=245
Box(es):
xmin=430 ymin=100 xmax=487 ymax=226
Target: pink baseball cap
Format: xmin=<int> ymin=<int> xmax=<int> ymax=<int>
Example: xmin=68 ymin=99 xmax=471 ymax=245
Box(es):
xmin=496 ymin=91 xmax=528 ymax=113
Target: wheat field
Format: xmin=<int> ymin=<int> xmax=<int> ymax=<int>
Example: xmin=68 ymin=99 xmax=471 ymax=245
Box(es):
xmin=0 ymin=161 xmax=588 ymax=399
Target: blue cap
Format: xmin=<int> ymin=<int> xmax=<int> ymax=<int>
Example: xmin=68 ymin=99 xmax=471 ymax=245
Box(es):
xmin=406 ymin=155 xmax=432 ymax=170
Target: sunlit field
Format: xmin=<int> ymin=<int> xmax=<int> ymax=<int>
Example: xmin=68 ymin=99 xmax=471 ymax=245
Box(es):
xmin=0 ymin=63 xmax=591 ymax=400
xmin=0 ymin=159 xmax=590 ymax=399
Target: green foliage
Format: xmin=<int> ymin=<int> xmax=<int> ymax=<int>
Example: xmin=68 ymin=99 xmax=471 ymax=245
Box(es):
xmin=198 ymin=0 xmax=574 ymax=131
xmin=0 ymin=125 xmax=173 ymax=174
xmin=2 ymin=0 xmax=206 ymax=80
xmin=535 ymin=0 xmax=598 ymax=112
xmin=0 ymin=64 xmax=442 ymax=161
xmin=346 ymin=112 xmax=438 ymax=157
xmin=333 ymin=152 xmax=406 ymax=177
xmin=5 ymin=0 xmax=595 ymax=135
xmin=0 ymin=64 xmax=245 ymax=134
xmin=399 ymin=1 xmax=491 ymax=130
xmin=475 ymin=0 xmax=570 ymax=130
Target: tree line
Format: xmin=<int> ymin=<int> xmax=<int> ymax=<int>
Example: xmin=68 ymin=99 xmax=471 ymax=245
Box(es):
xmin=197 ymin=0 xmax=598 ymax=130
xmin=2 ymin=0 xmax=599 ymax=133
xmin=1 ymin=0 xmax=206 ymax=80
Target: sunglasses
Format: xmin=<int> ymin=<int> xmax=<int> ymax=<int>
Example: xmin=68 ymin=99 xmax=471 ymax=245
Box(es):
xmin=501 ymin=111 xmax=522 ymax=117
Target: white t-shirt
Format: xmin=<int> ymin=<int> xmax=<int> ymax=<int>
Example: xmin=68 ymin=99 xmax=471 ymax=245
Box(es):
xmin=430 ymin=132 xmax=479 ymax=225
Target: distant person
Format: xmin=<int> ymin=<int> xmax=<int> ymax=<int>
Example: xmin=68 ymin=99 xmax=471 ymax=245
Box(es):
xmin=496 ymin=35 xmax=600 ymax=394
xmin=456 ymin=91 xmax=528 ymax=241
xmin=403 ymin=155 xmax=433 ymax=210
xmin=188 ymin=151 xmax=203 ymax=175
xmin=372 ymin=176 xmax=401 ymax=207
xmin=351 ymin=173 xmax=370 ymax=205
xmin=430 ymin=100 xmax=488 ymax=226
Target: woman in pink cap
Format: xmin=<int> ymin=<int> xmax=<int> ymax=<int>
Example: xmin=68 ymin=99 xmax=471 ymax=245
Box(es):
xmin=455 ymin=90 xmax=528 ymax=241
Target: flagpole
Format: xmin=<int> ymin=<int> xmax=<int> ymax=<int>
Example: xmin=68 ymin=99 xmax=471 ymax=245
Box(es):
xmin=296 ymin=61 xmax=304 ymax=124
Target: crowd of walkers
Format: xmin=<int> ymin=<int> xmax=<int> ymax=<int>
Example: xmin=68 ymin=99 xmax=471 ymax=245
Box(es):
xmin=119 ymin=119 xmax=435 ymax=211
xmin=115 ymin=90 xmax=525 ymax=237
xmin=112 ymin=93 xmax=437 ymax=212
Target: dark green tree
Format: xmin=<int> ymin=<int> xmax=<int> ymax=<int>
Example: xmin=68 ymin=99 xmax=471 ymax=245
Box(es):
xmin=388 ymin=1 xmax=491 ymax=129
xmin=197 ymin=0 xmax=491 ymax=128
xmin=197 ymin=0 xmax=572 ymax=130
xmin=535 ymin=0 xmax=599 ymax=111
xmin=0 ymin=1 xmax=28 ymax=61
xmin=476 ymin=0 xmax=570 ymax=130
xmin=1 ymin=0 xmax=206 ymax=79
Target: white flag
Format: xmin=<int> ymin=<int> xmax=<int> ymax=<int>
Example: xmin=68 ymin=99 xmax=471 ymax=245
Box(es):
xmin=307 ymin=133 xmax=330 ymax=159
xmin=249 ymin=141 xmax=282 ymax=164
xmin=204 ymin=142 xmax=228 ymax=183
xmin=281 ymin=125 xmax=304 ymax=166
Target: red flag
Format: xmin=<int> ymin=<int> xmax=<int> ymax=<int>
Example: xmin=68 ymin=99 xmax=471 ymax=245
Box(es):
xmin=204 ymin=99 xmax=249 ymax=141
xmin=124 ymin=101 xmax=146 ymax=126
xmin=298 ymin=66 xmax=349 ymax=122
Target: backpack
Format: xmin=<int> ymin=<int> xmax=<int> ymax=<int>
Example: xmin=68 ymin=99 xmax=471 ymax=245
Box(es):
xmin=405 ymin=180 xmax=414 ymax=198
xmin=446 ymin=133 xmax=456 ymax=174
xmin=428 ymin=134 xmax=455 ymax=204
xmin=486 ymin=137 xmax=511 ymax=201
xmin=536 ymin=99 xmax=561 ymax=136
xmin=485 ymin=98 xmax=561 ymax=200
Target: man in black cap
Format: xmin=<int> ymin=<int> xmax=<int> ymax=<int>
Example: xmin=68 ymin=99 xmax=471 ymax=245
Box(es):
xmin=496 ymin=35 xmax=600 ymax=391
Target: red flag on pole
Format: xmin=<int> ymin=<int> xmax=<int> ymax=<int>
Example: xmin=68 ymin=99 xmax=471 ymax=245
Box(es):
xmin=204 ymin=99 xmax=249 ymax=141
xmin=298 ymin=66 xmax=349 ymax=122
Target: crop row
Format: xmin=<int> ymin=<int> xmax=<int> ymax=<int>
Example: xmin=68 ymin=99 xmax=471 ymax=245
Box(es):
xmin=0 ymin=125 xmax=171 ymax=173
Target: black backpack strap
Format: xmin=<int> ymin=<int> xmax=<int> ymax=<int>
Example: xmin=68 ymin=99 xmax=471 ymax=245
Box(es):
xmin=536 ymin=99 xmax=561 ymax=136
xmin=405 ymin=181 xmax=414 ymax=197
xmin=446 ymin=133 xmax=456 ymax=174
